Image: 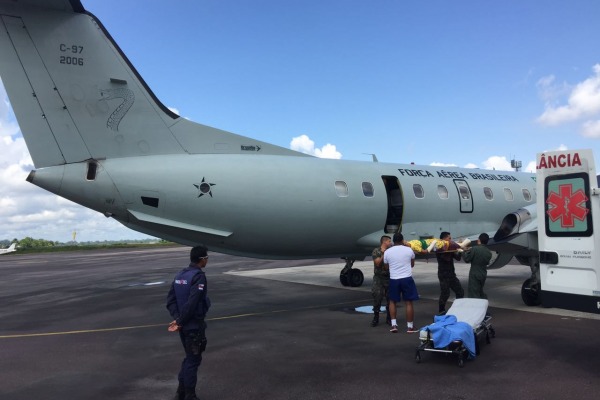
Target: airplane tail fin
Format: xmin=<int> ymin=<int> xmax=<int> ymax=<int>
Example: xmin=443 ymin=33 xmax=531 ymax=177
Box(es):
xmin=0 ymin=0 xmax=304 ymax=169
xmin=8 ymin=243 xmax=16 ymax=251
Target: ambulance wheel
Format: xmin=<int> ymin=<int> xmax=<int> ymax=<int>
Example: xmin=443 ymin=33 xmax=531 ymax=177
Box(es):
xmin=348 ymin=269 xmax=364 ymax=287
xmin=521 ymin=278 xmax=541 ymax=306
xmin=415 ymin=352 xmax=421 ymax=364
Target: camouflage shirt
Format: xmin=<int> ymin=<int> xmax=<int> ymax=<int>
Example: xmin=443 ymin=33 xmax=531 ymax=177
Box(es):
xmin=372 ymin=247 xmax=390 ymax=278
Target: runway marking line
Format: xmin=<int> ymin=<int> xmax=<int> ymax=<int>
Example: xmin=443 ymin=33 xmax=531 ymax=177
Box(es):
xmin=0 ymin=299 xmax=369 ymax=339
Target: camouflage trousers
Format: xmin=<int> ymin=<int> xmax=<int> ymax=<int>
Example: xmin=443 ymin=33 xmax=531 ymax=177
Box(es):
xmin=372 ymin=275 xmax=390 ymax=313
xmin=438 ymin=272 xmax=464 ymax=312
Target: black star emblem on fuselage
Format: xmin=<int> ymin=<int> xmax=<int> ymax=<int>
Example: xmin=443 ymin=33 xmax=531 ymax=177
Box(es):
xmin=194 ymin=178 xmax=216 ymax=198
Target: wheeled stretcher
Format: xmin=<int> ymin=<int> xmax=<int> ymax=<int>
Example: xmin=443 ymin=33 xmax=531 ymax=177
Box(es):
xmin=415 ymin=298 xmax=495 ymax=367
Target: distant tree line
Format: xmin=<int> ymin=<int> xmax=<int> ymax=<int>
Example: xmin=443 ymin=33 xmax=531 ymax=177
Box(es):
xmin=1 ymin=237 xmax=167 ymax=249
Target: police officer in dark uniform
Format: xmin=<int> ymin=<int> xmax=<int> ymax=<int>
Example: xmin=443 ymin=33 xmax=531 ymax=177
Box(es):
xmin=167 ymin=245 xmax=211 ymax=400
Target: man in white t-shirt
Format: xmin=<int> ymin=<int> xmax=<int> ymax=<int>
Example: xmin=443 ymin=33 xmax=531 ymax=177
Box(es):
xmin=383 ymin=232 xmax=419 ymax=333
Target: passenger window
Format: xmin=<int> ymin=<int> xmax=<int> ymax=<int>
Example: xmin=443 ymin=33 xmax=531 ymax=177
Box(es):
xmin=522 ymin=188 xmax=532 ymax=201
xmin=362 ymin=182 xmax=374 ymax=197
xmin=413 ymin=184 xmax=424 ymax=199
xmin=483 ymin=187 xmax=493 ymax=200
xmin=437 ymin=185 xmax=448 ymax=199
xmin=504 ymin=188 xmax=514 ymax=201
xmin=335 ymin=181 xmax=349 ymax=197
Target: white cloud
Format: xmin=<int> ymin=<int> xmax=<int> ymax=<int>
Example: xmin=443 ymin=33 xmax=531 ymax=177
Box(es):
xmin=463 ymin=163 xmax=478 ymax=169
xmin=537 ymin=64 xmax=600 ymax=126
xmin=430 ymin=162 xmax=458 ymax=167
xmin=523 ymin=161 xmax=537 ymax=173
xmin=290 ymin=134 xmax=342 ymax=159
xmin=168 ymin=106 xmax=180 ymax=116
xmin=481 ymin=156 xmax=513 ymax=171
xmin=582 ymin=120 xmax=600 ymax=138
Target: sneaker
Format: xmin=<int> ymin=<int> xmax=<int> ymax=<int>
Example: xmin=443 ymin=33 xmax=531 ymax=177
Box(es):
xmin=406 ymin=326 xmax=420 ymax=334
xmin=390 ymin=325 xmax=398 ymax=333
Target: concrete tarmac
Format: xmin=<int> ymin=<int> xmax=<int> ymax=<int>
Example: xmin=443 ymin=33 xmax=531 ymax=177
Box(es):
xmin=1 ymin=246 xmax=599 ymax=400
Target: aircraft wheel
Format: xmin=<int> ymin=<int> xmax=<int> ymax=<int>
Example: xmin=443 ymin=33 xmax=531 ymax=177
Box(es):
xmin=521 ymin=278 xmax=541 ymax=306
xmin=348 ymin=268 xmax=364 ymax=287
xmin=339 ymin=271 xmax=350 ymax=286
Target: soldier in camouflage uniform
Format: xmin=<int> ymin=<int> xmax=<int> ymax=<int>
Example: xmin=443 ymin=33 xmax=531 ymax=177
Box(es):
xmin=371 ymin=235 xmax=392 ymax=327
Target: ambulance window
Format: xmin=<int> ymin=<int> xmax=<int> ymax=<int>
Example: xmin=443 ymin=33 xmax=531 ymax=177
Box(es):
xmin=437 ymin=185 xmax=448 ymax=199
xmin=483 ymin=187 xmax=493 ymax=200
xmin=413 ymin=184 xmax=424 ymax=199
xmin=362 ymin=182 xmax=374 ymax=197
xmin=504 ymin=188 xmax=514 ymax=201
xmin=522 ymin=188 xmax=532 ymax=201
xmin=335 ymin=181 xmax=349 ymax=197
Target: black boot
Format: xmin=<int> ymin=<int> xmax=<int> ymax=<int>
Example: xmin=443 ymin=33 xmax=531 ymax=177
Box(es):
xmin=174 ymin=383 xmax=184 ymax=400
xmin=184 ymin=387 xmax=199 ymax=400
xmin=370 ymin=312 xmax=379 ymax=327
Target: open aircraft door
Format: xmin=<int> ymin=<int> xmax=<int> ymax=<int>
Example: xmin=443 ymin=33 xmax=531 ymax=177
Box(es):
xmin=536 ymin=149 xmax=600 ymax=313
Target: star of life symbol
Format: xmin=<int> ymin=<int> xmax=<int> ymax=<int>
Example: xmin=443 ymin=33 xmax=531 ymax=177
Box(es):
xmin=546 ymin=183 xmax=589 ymax=228
xmin=194 ymin=177 xmax=216 ymax=198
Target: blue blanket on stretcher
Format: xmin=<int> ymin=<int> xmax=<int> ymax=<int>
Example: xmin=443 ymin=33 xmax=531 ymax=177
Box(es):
xmin=422 ymin=314 xmax=476 ymax=358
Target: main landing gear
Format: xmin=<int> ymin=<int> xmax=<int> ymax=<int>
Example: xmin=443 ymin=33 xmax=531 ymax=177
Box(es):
xmin=339 ymin=258 xmax=364 ymax=287
xmin=517 ymin=255 xmax=542 ymax=306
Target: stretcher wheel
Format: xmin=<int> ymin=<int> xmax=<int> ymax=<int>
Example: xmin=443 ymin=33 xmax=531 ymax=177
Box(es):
xmin=458 ymin=357 xmax=465 ymax=368
xmin=415 ymin=351 xmax=421 ymax=364
xmin=489 ymin=327 xmax=496 ymax=338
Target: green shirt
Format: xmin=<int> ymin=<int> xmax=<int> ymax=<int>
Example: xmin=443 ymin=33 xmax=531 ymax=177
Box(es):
xmin=463 ymin=244 xmax=492 ymax=275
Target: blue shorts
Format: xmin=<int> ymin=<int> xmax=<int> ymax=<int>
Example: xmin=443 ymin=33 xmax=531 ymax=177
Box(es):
xmin=389 ymin=277 xmax=419 ymax=302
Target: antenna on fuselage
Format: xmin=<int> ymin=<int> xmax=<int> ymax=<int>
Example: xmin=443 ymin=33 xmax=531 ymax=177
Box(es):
xmin=364 ymin=153 xmax=379 ymax=163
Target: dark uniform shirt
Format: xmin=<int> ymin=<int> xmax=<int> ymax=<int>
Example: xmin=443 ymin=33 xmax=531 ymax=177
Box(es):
xmin=436 ymin=241 xmax=462 ymax=275
xmin=166 ymin=264 xmax=211 ymax=330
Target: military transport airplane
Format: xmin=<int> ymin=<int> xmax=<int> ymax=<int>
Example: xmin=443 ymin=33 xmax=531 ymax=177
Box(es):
xmin=0 ymin=0 xmax=542 ymax=301
xmin=0 ymin=243 xmax=17 ymax=255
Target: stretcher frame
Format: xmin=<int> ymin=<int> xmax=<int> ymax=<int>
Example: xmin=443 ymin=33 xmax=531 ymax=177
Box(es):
xmin=414 ymin=310 xmax=495 ymax=367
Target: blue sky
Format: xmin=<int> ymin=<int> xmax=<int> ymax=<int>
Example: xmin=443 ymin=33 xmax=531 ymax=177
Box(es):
xmin=1 ymin=0 xmax=600 ymax=242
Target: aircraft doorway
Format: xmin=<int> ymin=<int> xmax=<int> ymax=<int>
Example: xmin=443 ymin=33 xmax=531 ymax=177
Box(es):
xmin=382 ymin=176 xmax=403 ymax=233
xmin=454 ymin=179 xmax=473 ymax=213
